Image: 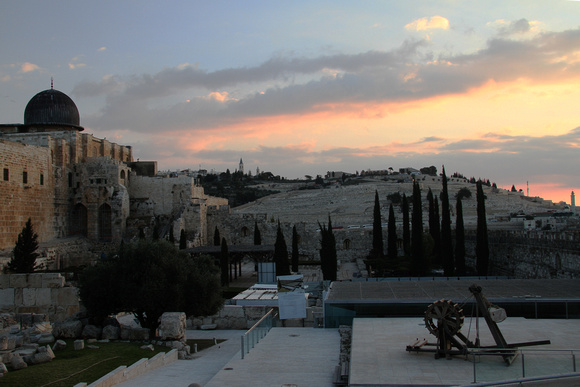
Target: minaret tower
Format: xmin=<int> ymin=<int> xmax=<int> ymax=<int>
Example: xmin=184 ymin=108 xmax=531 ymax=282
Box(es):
xmin=571 ymin=191 xmax=576 ymax=213
xmin=239 ymin=158 xmax=244 ymax=174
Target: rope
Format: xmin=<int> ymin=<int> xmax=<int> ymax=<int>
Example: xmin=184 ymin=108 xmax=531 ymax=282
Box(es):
xmin=40 ymin=356 xmax=121 ymax=387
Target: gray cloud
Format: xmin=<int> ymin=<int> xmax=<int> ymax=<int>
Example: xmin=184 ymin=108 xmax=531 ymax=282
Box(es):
xmin=77 ymin=26 xmax=580 ymax=135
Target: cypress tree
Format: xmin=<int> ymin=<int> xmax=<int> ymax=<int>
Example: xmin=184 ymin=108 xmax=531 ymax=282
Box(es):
xmin=274 ymin=221 xmax=290 ymax=276
xmin=372 ymin=190 xmax=384 ymax=259
xmin=253 ymin=221 xmax=262 ymax=245
xmin=427 ymin=188 xmax=441 ymax=265
xmin=213 ymin=226 xmax=220 ymax=246
xmin=387 ymin=204 xmax=398 ymax=270
xmin=402 ymin=194 xmax=411 ymax=256
xmin=179 ymin=229 xmax=186 ymax=249
xmin=455 ymin=196 xmax=466 ymax=276
xmin=220 ymin=237 xmax=229 ymax=286
xmin=476 ymin=180 xmax=490 ymax=276
xmin=8 ymin=218 xmax=39 ymax=273
xmin=319 ymin=216 xmax=337 ymax=281
xmin=168 ymin=226 xmax=175 ymax=244
xmin=411 ymin=182 xmax=425 ymax=276
xmin=291 ymin=225 xmax=299 ymax=272
xmin=440 ymin=166 xmax=454 ymax=276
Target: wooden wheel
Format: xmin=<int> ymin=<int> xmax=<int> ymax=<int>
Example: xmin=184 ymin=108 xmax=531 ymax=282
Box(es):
xmin=424 ymin=299 xmax=464 ymax=336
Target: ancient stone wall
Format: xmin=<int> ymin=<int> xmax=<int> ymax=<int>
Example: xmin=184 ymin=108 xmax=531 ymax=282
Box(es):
xmin=0 ymin=273 xmax=80 ymax=322
xmin=465 ymin=230 xmax=580 ymax=279
xmin=0 ymin=139 xmax=55 ymax=249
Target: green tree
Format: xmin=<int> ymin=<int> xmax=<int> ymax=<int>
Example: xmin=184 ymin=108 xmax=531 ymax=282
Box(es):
xmin=319 ymin=216 xmax=337 ymax=281
xmin=440 ymin=166 xmax=454 ymax=276
xmin=274 ymin=221 xmax=290 ymax=276
xmin=411 ymin=182 xmax=425 ymax=276
xmin=387 ymin=204 xmax=398 ymax=268
xmin=402 ymin=194 xmax=411 ymax=256
xmin=291 ymin=225 xmax=299 ymax=273
xmin=213 ymin=226 xmax=221 ymax=246
xmin=371 ymin=190 xmax=384 ymax=259
xmin=7 ymin=218 xmax=39 ymax=273
xmin=179 ymin=229 xmax=186 ymax=250
xmin=78 ymin=240 xmax=223 ymax=333
xmin=455 ymin=196 xmax=466 ymax=276
xmin=253 ymin=221 xmax=262 ymax=245
xmin=476 ymin=181 xmax=490 ymax=276
xmin=220 ymin=237 xmax=230 ymax=286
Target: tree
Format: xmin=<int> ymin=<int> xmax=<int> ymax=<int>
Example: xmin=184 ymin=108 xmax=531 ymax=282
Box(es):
xmin=7 ymin=218 xmax=39 ymax=273
xmin=168 ymin=226 xmax=175 ymax=244
xmin=387 ymin=204 xmax=397 ymax=267
xmin=411 ymin=182 xmax=425 ymax=276
xmin=253 ymin=221 xmax=262 ymax=245
xmin=402 ymin=194 xmax=411 ymax=256
xmin=220 ymin=237 xmax=230 ymax=286
xmin=291 ymin=225 xmax=299 ymax=272
xmin=455 ymin=196 xmax=466 ymax=276
xmin=456 ymin=187 xmax=472 ymax=200
xmin=427 ymin=188 xmax=441 ymax=265
xmin=319 ymin=216 xmax=337 ymax=281
xmin=476 ymin=181 xmax=490 ymax=276
xmin=179 ymin=229 xmax=186 ymax=250
xmin=274 ymin=221 xmax=290 ymax=276
xmin=78 ymin=240 xmax=223 ymax=333
xmin=511 ymin=185 xmax=517 ymax=192
xmin=371 ymin=190 xmax=384 ymax=259
xmin=213 ymin=226 xmax=220 ymax=246
xmin=440 ymin=166 xmax=454 ymax=276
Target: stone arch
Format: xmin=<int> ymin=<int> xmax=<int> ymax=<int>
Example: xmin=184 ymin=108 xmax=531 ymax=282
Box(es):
xmin=98 ymin=203 xmax=113 ymax=242
xmin=241 ymin=226 xmax=250 ymax=237
xmin=343 ymin=239 xmax=352 ymax=250
xmin=70 ymin=203 xmax=88 ymax=236
xmin=120 ymin=170 xmax=126 ymax=180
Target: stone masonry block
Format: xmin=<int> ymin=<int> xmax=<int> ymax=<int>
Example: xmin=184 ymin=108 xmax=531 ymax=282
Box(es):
xmin=14 ymin=288 xmax=23 ymax=306
xmin=51 ymin=287 xmax=79 ymax=306
xmin=42 ymin=273 xmax=64 ymax=289
xmin=36 ymin=288 xmax=51 ymax=306
xmin=22 ymin=288 xmax=36 ymax=306
xmin=221 ymin=305 xmax=245 ymax=318
xmin=10 ymin=274 xmax=29 ymax=289
xmin=27 ymin=274 xmax=43 ymax=288
xmin=0 ymin=288 xmax=15 ymax=306
xmin=0 ymin=274 xmax=9 ymax=289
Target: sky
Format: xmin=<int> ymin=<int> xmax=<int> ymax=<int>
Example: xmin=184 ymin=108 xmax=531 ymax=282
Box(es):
xmin=1 ymin=1 xmax=579 ymax=204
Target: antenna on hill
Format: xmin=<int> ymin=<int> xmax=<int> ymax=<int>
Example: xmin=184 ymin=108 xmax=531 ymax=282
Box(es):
xmin=51 ymin=77 xmax=54 ymax=89
xmin=527 ymin=181 xmax=529 ymax=197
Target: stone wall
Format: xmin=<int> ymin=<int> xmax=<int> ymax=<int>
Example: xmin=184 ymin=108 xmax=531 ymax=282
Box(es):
xmin=0 ymin=273 xmax=80 ymax=322
xmin=0 ymin=139 xmax=55 ymax=249
xmin=191 ymin=305 xmax=322 ymax=329
xmin=466 ymin=230 xmax=580 ymax=279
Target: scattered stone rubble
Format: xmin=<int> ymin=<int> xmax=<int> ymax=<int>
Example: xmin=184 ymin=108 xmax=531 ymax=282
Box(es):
xmin=0 ymin=311 xmax=192 ymax=377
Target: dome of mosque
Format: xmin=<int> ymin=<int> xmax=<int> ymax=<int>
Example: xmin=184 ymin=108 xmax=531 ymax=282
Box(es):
xmin=24 ymin=88 xmax=81 ymax=128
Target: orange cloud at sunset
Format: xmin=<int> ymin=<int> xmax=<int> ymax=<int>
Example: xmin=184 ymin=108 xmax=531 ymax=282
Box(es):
xmin=405 ymin=16 xmax=450 ymax=31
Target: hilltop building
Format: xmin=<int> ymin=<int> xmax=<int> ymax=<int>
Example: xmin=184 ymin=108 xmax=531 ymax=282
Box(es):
xmin=0 ymin=86 xmax=227 ymax=265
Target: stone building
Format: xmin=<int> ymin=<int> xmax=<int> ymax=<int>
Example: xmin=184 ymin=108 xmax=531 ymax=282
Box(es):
xmin=0 ymin=86 xmax=227 ymax=266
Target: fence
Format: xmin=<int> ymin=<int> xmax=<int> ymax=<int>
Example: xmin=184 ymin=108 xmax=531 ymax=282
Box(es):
xmin=469 ymin=347 xmax=580 ymax=384
xmin=240 ymin=308 xmax=277 ymax=359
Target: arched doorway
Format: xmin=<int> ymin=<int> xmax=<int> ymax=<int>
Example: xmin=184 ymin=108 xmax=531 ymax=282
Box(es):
xmin=70 ymin=203 xmax=88 ymax=236
xmin=98 ymin=203 xmax=112 ymax=242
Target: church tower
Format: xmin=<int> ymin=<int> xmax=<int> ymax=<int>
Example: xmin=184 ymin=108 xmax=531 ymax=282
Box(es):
xmin=239 ymin=158 xmax=244 ymax=174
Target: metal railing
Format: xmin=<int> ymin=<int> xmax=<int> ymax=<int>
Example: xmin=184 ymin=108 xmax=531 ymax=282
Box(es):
xmin=469 ymin=347 xmax=580 ymax=384
xmin=240 ymin=308 xmax=277 ymax=359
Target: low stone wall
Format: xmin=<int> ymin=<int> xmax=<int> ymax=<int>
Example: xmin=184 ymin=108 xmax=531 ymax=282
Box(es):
xmin=0 ymin=274 xmax=80 ymax=322
xmin=72 ymin=349 xmax=178 ymax=387
xmin=191 ymin=305 xmax=322 ymax=329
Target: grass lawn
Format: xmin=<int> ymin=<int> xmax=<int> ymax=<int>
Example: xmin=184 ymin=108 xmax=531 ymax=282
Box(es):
xmin=2 ymin=339 xmax=221 ymax=387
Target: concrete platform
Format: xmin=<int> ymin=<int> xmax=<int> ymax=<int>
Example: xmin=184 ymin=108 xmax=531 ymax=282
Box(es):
xmin=349 ymin=317 xmax=580 ymax=386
